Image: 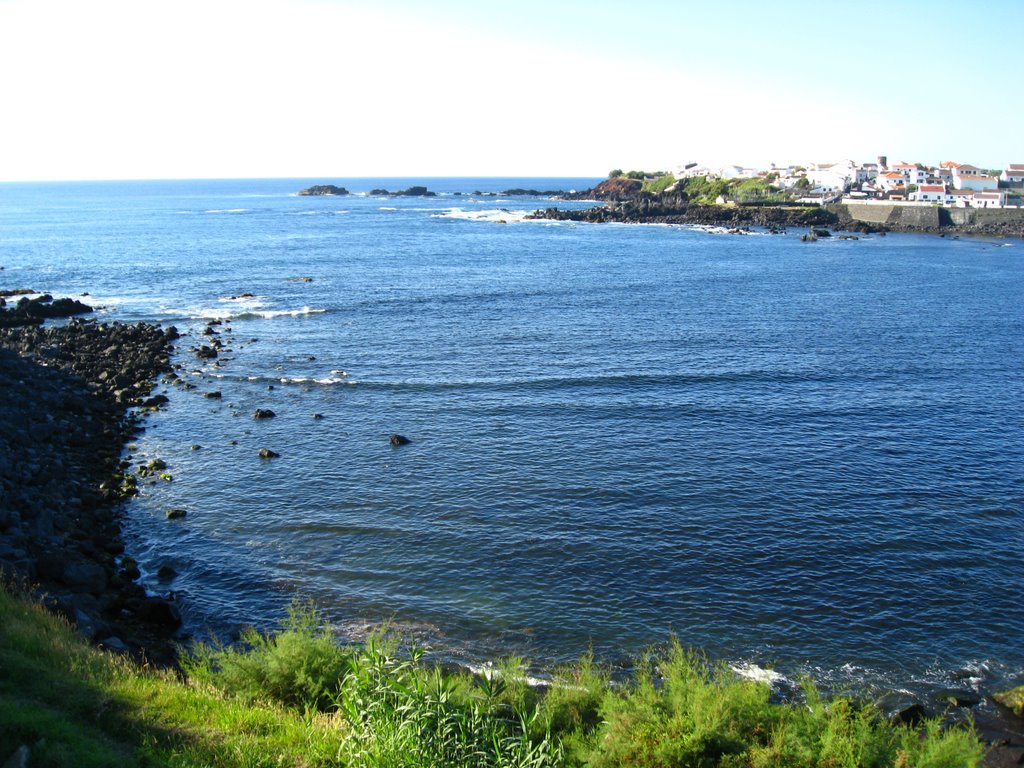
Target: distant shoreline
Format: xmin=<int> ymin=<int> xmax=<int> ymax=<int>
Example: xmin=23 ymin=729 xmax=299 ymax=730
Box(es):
xmin=529 ymin=188 xmax=1024 ymax=238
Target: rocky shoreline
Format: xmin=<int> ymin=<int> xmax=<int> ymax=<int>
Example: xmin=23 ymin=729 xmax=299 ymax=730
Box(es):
xmin=0 ymin=296 xmax=182 ymax=665
xmin=531 ymin=185 xmax=1024 ymax=238
xmin=528 ymin=199 xmax=867 ymax=232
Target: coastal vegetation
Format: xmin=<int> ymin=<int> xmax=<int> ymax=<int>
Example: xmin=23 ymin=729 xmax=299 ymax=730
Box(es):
xmin=0 ymin=583 xmax=988 ymax=767
xmin=606 ymin=169 xmax=788 ymax=204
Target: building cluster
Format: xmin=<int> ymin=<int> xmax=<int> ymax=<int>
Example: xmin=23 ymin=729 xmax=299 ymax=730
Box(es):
xmin=673 ymin=159 xmax=1024 ymax=209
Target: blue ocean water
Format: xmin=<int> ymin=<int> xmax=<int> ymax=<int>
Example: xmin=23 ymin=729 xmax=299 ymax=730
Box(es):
xmin=2 ymin=178 xmax=1022 ymax=697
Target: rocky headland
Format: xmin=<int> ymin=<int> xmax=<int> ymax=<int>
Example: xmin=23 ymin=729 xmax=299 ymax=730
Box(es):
xmin=533 ymin=178 xmax=1024 ymax=238
xmin=0 ymin=295 xmax=182 ymax=664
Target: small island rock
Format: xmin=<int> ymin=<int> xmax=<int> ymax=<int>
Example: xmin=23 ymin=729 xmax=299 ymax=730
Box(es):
xmin=297 ymin=184 xmax=349 ymax=196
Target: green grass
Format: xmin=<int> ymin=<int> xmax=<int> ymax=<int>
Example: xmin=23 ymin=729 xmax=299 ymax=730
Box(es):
xmin=0 ymin=583 xmax=986 ymax=767
xmin=642 ymin=175 xmax=677 ymax=195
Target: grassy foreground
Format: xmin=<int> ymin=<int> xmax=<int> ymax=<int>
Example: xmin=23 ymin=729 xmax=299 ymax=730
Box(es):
xmin=0 ymin=584 xmax=985 ymax=767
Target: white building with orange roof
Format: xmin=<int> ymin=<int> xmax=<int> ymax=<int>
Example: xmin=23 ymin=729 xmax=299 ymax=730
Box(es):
xmin=876 ymin=171 xmax=908 ymax=192
xmin=910 ymin=184 xmax=953 ymax=204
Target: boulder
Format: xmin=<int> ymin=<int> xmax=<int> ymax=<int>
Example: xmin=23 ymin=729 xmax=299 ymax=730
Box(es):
xmin=389 ymin=434 xmax=410 ymax=446
xmin=135 ymin=597 xmax=182 ymax=629
xmin=62 ymin=560 xmax=108 ymax=593
xmin=258 ymin=448 xmax=280 ymax=459
xmin=932 ymin=688 xmax=981 ymax=709
xmin=994 ymin=685 xmax=1024 ymax=717
xmin=2 ymin=745 xmax=29 ymax=768
xmin=254 ymin=408 xmax=276 ymax=419
xmin=874 ymin=692 xmax=927 ymax=726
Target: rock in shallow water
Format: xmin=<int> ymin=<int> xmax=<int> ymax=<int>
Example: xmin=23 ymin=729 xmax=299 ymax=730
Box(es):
xmin=995 ymin=685 xmax=1024 ymax=717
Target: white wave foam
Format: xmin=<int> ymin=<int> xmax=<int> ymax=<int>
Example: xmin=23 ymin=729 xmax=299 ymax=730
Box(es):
xmin=204 ymin=208 xmax=249 ymax=214
xmin=379 ymin=206 xmax=398 ymax=211
xmin=162 ymin=303 xmax=324 ymax=321
xmin=730 ymin=663 xmax=786 ymax=686
xmin=219 ymin=294 xmax=266 ymax=307
xmin=279 ymin=376 xmax=348 ymax=385
xmin=465 ymin=662 xmax=550 ymax=689
xmin=237 ymin=307 xmax=327 ymax=320
xmin=433 ymin=208 xmax=531 ymax=224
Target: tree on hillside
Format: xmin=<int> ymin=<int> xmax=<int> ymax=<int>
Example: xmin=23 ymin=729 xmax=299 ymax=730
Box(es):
xmin=608 ymin=169 xmax=623 ymax=178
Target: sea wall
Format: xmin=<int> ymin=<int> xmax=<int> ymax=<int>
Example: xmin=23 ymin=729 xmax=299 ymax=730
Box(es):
xmin=946 ymin=207 xmax=1024 ymax=235
xmin=832 ymin=203 xmax=941 ymax=230
xmin=832 ymin=202 xmax=1024 ymax=236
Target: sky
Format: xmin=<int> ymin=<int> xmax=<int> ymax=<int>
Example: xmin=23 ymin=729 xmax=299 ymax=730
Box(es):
xmin=1 ymin=0 xmax=1021 ymax=181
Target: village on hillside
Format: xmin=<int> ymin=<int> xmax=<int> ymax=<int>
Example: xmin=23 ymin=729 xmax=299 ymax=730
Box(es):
xmin=670 ymin=158 xmax=1024 ymax=209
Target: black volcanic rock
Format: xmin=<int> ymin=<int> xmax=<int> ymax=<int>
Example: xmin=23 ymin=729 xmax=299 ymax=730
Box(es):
xmin=0 ymin=313 xmax=180 ymax=663
xmin=501 ymin=188 xmax=567 ymax=196
xmin=397 ymin=186 xmax=436 ymax=197
xmin=297 ymin=184 xmax=349 ymax=196
xmin=0 ymin=294 xmax=93 ymax=328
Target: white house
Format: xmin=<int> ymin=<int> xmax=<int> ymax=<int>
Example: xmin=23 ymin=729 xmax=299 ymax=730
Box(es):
xmin=953 ymin=173 xmax=999 ymax=191
xmin=857 ymin=163 xmax=880 ymax=183
xmin=971 ymin=189 xmax=1006 ymax=208
xmin=1001 ymin=164 xmax=1024 ymax=184
xmin=889 ymin=162 xmax=917 ymax=180
xmin=949 ymin=190 xmax=974 ymax=207
xmin=907 ymin=167 xmax=930 ymax=186
xmin=714 ymin=165 xmax=759 ymax=180
xmin=931 ymin=167 xmax=954 ymax=184
xmin=806 ymin=169 xmax=850 ymax=193
xmin=911 ymin=184 xmax=953 ymax=204
xmin=875 ymin=171 xmax=907 ymax=193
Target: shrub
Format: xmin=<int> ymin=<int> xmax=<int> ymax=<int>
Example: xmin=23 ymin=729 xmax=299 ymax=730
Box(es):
xmin=183 ymin=600 xmax=350 ymax=711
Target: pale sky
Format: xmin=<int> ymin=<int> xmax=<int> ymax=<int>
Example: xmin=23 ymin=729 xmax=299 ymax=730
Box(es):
xmin=1 ymin=0 xmax=1020 ymax=181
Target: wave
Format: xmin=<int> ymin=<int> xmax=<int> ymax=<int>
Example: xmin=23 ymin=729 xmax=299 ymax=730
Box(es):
xmin=344 ymin=369 xmax=845 ymax=394
xmin=432 ymin=207 xmax=533 ymax=224
xmin=730 ymin=662 xmax=787 ymax=686
xmin=233 ymin=307 xmax=327 ymax=320
xmin=163 ymin=304 xmax=326 ymax=321
xmin=207 ymin=371 xmax=352 ymax=387
xmin=203 ymin=208 xmax=249 ymax=214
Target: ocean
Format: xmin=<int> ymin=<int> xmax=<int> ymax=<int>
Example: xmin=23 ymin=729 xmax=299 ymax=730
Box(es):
xmin=1 ymin=177 xmax=1021 ymax=699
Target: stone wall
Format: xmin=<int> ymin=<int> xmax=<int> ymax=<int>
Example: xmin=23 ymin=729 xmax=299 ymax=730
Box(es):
xmin=946 ymin=207 xmax=1024 ymax=232
xmin=833 ymin=203 xmax=941 ymax=230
